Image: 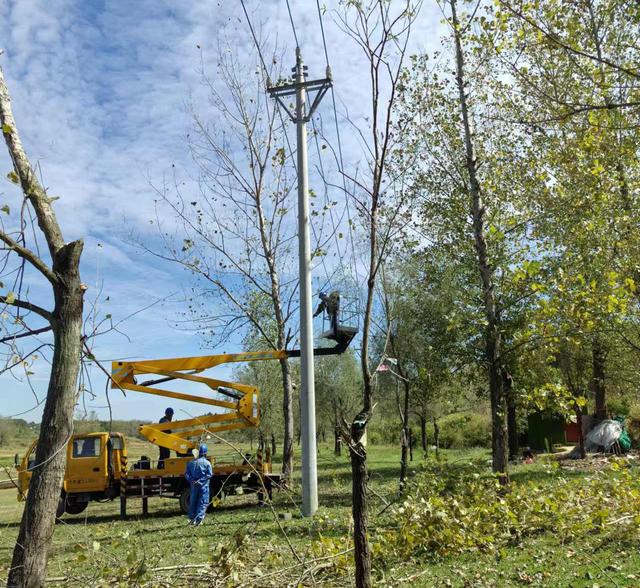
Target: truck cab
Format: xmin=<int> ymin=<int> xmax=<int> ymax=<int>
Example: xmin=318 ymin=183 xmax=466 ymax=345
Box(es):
xmin=18 ymin=432 xmax=126 ymax=516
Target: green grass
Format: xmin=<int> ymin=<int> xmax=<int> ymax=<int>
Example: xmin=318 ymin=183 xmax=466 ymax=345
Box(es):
xmin=1 ymin=444 xmax=639 ymax=586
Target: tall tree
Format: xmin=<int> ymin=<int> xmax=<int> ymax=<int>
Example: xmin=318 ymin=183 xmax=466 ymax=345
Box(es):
xmin=449 ymin=0 xmax=508 ymax=480
xmin=314 ymin=351 xmax=361 ymax=456
xmin=147 ymin=47 xmax=301 ymax=478
xmin=396 ymin=0 xmax=539 ymax=481
xmin=335 ymin=1 xmax=419 ymax=584
xmin=487 ymin=0 xmax=640 ymax=421
xmin=382 ymin=251 xmax=462 ymax=459
xmin=0 ymin=67 xmax=86 ymax=587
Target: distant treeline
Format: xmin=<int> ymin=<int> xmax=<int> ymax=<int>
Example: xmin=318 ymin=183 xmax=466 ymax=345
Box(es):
xmin=0 ymin=418 xmax=150 ymax=447
xmin=0 ymin=418 xmax=36 ymax=447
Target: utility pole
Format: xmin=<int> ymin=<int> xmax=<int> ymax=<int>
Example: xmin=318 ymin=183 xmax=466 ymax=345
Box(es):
xmin=268 ymin=48 xmax=332 ymax=517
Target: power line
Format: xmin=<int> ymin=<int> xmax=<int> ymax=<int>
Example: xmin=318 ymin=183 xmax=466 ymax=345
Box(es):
xmin=239 ymin=0 xmax=297 ymax=175
xmin=314 ymin=1 xmax=361 ymax=309
xmin=315 ymin=0 xmax=330 ymax=67
xmin=278 ymin=1 xmax=340 ymax=295
xmin=240 ymin=0 xmax=358 ymax=316
xmin=240 ymin=0 xmax=269 ymax=75
xmin=285 ymin=0 xmax=300 ymax=48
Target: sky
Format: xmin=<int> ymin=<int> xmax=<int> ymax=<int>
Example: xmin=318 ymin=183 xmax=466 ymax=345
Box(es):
xmin=0 ymin=0 xmax=442 ymax=423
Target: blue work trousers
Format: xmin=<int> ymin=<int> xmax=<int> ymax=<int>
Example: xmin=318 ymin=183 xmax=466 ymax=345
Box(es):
xmin=189 ymin=482 xmax=209 ymax=523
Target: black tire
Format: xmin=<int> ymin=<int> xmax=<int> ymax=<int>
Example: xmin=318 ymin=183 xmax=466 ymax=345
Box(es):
xmin=65 ymin=500 xmax=88 ymax=515
xmin=179 ymin=486 xmax=190 ymax=514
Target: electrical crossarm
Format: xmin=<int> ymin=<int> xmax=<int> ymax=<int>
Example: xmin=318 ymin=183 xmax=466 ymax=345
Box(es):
xmin=110 ymin=327 xmax=356 ymax=454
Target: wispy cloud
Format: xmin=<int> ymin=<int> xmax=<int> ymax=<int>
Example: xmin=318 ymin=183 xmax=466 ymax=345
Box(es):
xmin=0 ymin=0 xmax=442 ymax=422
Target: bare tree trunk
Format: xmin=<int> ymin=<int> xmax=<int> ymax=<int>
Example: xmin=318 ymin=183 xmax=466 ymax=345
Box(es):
xmin=592 ymin=338 xmax=607 ymax=420
xmin=506 ymin=393 xmax=518 ymax=460
xmin=348 ymin=195 xmax=376 ymax=588
xmin=336 ymin=3 xmax=416 ymax=585
xmin=503 ymin=371 xmax=518 ymax=460
xmin=399 ymin=379 xmax=410 ymax=490
xmin=420 ymin=414 xmax=428 ymax=455
xmin=349 ymin=436 xmax=371 ymax=588
xmin=450 ymin=0 xmax=508 ymax=483
xmin=575 ymin=404 xmax=586 ymax=459
xmin=1 ymin=69 xmax=85 ymax=587
xmin=409 ymin=429 xmax=414 ymax=462
xmin=9 ymin=276 xmax=83 ymax=588
xmin=271 ymin=432 xmax=277 ymax=457
xmin=333 ymin=404 xmax=340 ymax=455
xmin=433 ymin=417 xmax=440 ymax=461
xmin=279 ymin=358 xmax=294 ymax=479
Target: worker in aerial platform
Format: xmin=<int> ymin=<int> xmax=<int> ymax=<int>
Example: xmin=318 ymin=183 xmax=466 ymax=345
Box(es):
xmin=185 ymin=443 xmax=213 ymax=526
xmin=313 ymin=290 xmax=341 ymax=337
xmin=157 ymin=407 xmax=174 ymax=469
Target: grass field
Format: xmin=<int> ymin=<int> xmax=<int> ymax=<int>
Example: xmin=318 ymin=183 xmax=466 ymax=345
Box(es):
xmin=0 ymin=442 xmax=639 ymax=586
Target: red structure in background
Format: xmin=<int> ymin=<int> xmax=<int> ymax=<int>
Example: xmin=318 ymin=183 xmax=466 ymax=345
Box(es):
xmin=565 ymin=422 xmax=581 ymax=443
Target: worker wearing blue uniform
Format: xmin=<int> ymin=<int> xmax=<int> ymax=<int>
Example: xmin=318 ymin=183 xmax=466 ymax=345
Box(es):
xmin=158 ymin=407 xmax=174 ymax=469
xmin=185 ymin=443 xmax=213 ymax=525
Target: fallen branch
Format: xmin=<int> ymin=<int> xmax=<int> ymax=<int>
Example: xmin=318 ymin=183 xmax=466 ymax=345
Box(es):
xmin=151 ymin=563 xmax=211 ymax=572
xmin=237 ymin=548 xmax=354 ymax=586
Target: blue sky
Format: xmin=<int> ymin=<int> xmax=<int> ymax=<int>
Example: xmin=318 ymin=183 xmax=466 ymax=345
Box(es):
xmin=0 ymin=0 xmax=442 ymax=423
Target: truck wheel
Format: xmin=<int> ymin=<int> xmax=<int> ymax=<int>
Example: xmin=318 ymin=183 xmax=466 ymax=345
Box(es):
xmin=179 ymin=487 xmax=190 ymax=514
xmin=65 ymin=500 xmax=88 ymax=515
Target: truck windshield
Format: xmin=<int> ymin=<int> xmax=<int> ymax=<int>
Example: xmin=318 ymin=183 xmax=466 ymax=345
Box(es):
xmin=72 ymin=438 xmax=101 ymax=458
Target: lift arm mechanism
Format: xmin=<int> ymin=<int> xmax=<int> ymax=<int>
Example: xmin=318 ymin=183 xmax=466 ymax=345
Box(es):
xmin=110 ymin=326 xmax=358 ymax=453
xmin=111 ymin=350 xmax=288 ymax=453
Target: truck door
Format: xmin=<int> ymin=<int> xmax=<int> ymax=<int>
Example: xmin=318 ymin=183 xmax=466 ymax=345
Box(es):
xmin=16 ymin=441 xmax=38 ymax=499
xmin=66 ymin=436 xmax=107 ymax=493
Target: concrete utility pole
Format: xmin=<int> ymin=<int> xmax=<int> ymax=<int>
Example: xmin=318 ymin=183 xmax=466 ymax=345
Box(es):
xmin=268 ymin=48 xmax=332 ymax=517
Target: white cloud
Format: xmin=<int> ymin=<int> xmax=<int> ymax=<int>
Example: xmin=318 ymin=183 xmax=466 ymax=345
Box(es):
xmin=0 ymin=0 xmax=443 ymax=422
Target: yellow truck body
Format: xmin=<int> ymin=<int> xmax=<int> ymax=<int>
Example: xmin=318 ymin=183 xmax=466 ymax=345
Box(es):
xmin=17 ymin=431 xmax=276 ymax=518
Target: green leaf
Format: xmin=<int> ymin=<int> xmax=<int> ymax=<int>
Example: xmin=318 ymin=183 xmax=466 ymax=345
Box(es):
xmin=6 ymin=171 xmax=19 ymax=184
xmin=1 ymin=205 xmax=9 ymax=215
xmin=5 ymin=292 xmax=15 ymax=304
xmin=2 ymin=124 xmax=12 ymax=134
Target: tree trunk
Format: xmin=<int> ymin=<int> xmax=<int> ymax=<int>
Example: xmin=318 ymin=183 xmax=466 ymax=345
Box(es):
xmin=271 ymin=432 xmax=277 ymax=457
xmin=489 ymin=365 xmax=508 ymax=482
xmin=504 ymin=371 xmax=518 ymax=460
xmin=399 ymin=379 xmax=410 ymax=490
xmin=399 ymin=429 xmax=409 ymax=490
xmin=334 ymin=426 xmax=342 ymax=456
xmin=450 ymin=0 xmax=508 ymax=483
xmin=506 ymin=394 xmax=518 ymax=461
xmin=576 ymin=405 xmax=586 ymax=459
xmin=409 ymin=429 xmax=414 ymax=462
xmin=420 ymin=414 xmax=427 ymax=455
xmin=349 ymin=439 xmax=371 ymax=588
xmin=433 ymin=416 xmax=440 ymax=461
xmin=9 ymin=246 xmax=84 ymax=588
xmin=592 ymin=339 xmax=607 ymax=420
xmin=279 ymin=358 xmax=294 ymax=480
